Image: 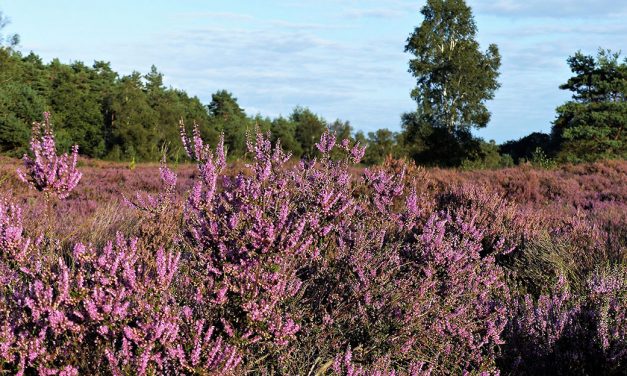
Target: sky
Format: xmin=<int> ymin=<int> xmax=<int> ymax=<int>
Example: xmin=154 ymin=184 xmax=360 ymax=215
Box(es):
xmin=1 ymin=0 xmax=625 ymax=142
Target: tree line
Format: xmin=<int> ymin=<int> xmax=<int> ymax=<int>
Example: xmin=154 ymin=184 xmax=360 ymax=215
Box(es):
xmin=0 ymin=2 xmax=625 ymax=166
xmin=0 ymin=43 xmax=401 ymax=164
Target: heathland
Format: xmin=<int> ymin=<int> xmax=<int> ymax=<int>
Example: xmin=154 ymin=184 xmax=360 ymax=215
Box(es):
xmin=0 ymin=0 xmax=625 ymax=374
xmin=0 ymin=124 xmax=625 ymax=373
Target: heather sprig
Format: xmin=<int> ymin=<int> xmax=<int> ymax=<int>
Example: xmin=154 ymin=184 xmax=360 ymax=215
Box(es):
xmin=17 ymin=112 xmax=82 ymax=199
xmin=125 ymin=156 xmax=178 ymax=215
xmin=180 ymin=119 xmax=226 ymax=169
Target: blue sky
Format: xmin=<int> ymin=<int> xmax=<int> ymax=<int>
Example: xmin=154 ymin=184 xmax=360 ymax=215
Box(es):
xmin=2 ymin=0 xmax=626 ymax=142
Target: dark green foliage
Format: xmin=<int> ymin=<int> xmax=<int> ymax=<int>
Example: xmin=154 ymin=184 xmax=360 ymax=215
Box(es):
xmin=499 ymin=132 xmax=552 ymax=164
xmin=291 ymin=106 xmax=326 ymax=158
xmin=270 ymin=116 xmax=302 ymax=157
xmin=401 ymin=111 xmax=482 ymax=167
xmin=207 ymin=90 xmax=249 ymax=157
xmin=0 ymin=47 xmax=223 ymax=162
xmin=48 ymin=60 xmax=106 ymax=157
xmin=552 ymin=49 xmax=626 ymax=162
xmin=362 ymin=128 xmax=403 ymax=165
xmin=0 ymin=47 xmax=47 ymax=156
xmin=0 ymin=82 xmax=45 ymax=156
xmin=328 ymin=119 xmax=352 ymax=141
xmin=353 ymin=130 xmax=367 ymax=145
xmin=107 ymin=72 xmax=160 ymax=161
xmin=462 ymin=139 xmax=514 ymax=170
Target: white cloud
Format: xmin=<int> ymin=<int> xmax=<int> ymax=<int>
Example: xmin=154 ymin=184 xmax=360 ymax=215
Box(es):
xmin=171 ymin=12 xmax=255 ymax=21
xmin=470 ymin=0 xmax=627 ymax=18
xmin=342 ymin=8 xmax=407 ymax=19
xmin=104 ymin=16 xmax=414 ymax=133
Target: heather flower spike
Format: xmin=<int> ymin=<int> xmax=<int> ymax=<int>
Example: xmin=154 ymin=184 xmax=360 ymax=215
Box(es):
xmin=180 ymin=119 xmax=226 ymax=169
xmin=125 ymin=155 xmax=178 ymax=214
xmin=315 ymin=129 xmax=336 ymax=154
xmin=17 ymin=112 xmax=82 ymax=199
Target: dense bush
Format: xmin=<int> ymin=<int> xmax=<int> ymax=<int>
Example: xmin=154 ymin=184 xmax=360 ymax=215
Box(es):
xmin=0 ymin=208 xmax=240 ymax=375
xmin=0 ymin=118 xmax=625 ymax=374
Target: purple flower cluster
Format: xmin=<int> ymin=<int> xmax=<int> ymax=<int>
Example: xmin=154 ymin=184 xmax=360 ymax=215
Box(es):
xmin=0 ymin=200 xmax=29 ymax=264
xmin=0 ymin=227 xmax=240 ymax=374
xmin=501 ymin=268 xmax=626 ymax=374
xmin=17 ymin=113 xmax=82 ymax=199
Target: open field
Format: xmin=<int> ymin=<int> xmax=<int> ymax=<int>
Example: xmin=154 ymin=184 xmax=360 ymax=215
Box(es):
xmin=1 ymin=140 xmax=625 ymax=374
xmin=2 ymin=155 xmax=625 ymax=251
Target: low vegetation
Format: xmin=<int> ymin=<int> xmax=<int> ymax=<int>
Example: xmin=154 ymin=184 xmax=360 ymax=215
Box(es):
xmin=0 ymin=119 xmax=624 ymax=374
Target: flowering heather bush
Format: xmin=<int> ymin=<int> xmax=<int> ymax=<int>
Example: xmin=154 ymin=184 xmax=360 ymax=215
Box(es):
xmin=0 ymin=223 xmax=240 ymax=374
xmin=1 ymin=125 xmax=625 ymax=374
xmin=174 ymin=128 xmax=508 ymax=373
xmin=501 ymin=267 xmax=626 ymax=374
xmin=17 ymin=112 xmax=82 ymax=199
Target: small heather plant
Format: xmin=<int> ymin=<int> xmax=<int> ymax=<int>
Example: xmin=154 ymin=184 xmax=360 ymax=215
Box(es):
xmin=125 ymin=156 xmax=178 ymax=216
xmin=17 ymin=112 xmax=82 ymax=199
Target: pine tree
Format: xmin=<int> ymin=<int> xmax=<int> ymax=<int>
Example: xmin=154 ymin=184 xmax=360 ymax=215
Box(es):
xmin=552 ymin=49 xmax=626 ymax=161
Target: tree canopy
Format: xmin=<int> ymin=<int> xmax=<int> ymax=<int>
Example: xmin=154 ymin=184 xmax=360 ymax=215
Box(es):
xmin=0 ymin=47 xmax=357 ymax=162
xmin=402 ymin=0 xmax=501 ymax=167
xmin=405 ymin=0 xmax=501 ymax=133
xmin=551 ymin=49 xmax=626 ymax=162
